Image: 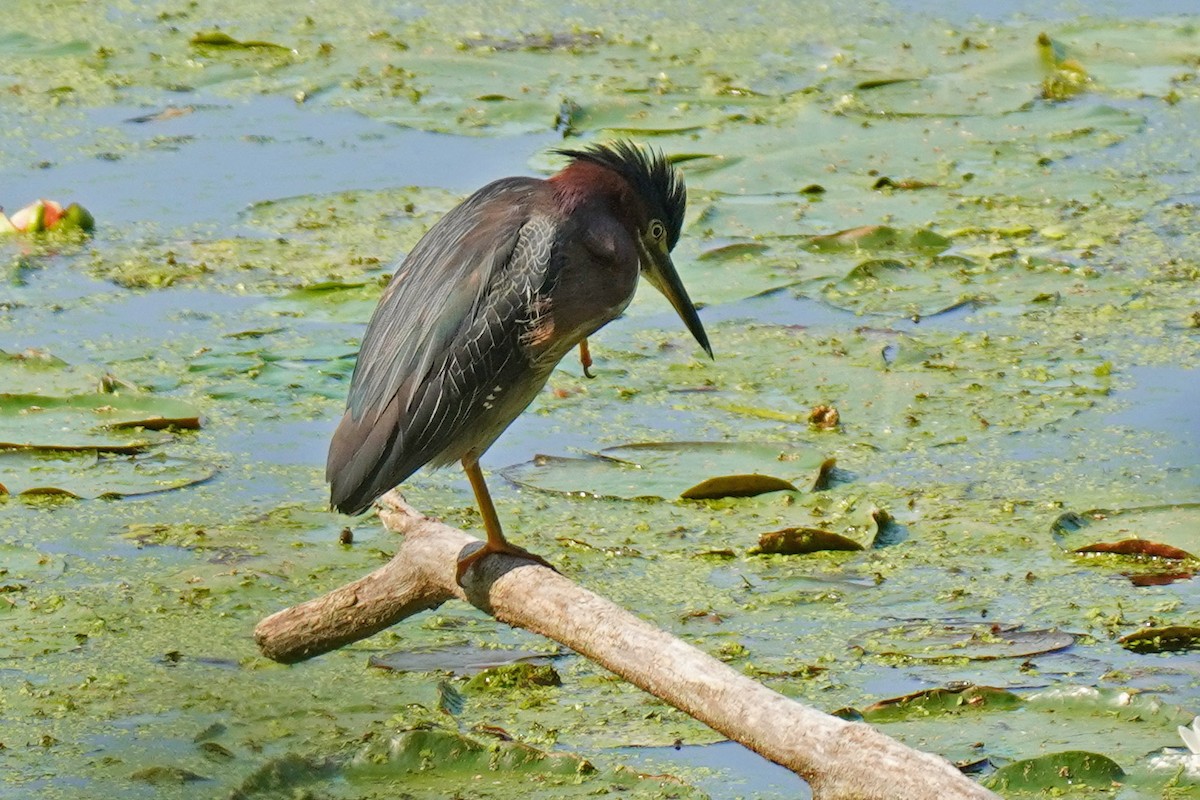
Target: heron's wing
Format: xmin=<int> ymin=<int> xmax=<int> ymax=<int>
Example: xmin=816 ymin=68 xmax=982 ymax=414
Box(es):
xmin=326 ymin=177 xmax=554 ymax=513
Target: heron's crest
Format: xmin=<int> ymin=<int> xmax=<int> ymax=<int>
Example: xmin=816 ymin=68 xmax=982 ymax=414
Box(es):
xmin=554 ymin=141 xmax=686 ymax=249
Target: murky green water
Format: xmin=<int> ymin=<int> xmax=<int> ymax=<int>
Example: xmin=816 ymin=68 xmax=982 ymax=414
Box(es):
xmin=3 ymin=1 xmax=1199 ymax=798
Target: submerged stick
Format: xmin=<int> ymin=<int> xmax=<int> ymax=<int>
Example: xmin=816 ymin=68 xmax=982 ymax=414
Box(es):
xmin=255 ymin=490 xmax=997 ymax=800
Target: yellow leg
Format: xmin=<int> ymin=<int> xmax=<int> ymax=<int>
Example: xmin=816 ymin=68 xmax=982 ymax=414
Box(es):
xmin=456 ymin=459 xmax=554 ymax=583
xmin=579 ymin=338 xmax=595 ymax=379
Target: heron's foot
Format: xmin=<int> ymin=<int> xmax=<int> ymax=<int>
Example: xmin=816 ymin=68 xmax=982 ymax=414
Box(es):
xmin=579 ymin=339 xmax=595 ymax=379
xmin=456 ymin=538 xmax=556 ymax=585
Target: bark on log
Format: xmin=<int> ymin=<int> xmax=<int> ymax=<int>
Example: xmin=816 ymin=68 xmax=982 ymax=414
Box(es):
xmin=255 ymin=490 xmax=998 ymax=800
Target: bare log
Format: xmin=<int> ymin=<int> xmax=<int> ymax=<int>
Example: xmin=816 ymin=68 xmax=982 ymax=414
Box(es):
xmin=255 ymin=490 xmax=998 ymax=800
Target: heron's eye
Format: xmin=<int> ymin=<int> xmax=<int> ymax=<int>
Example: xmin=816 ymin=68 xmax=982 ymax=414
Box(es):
xmin=647 ymin=219 xmax=667 ymax=243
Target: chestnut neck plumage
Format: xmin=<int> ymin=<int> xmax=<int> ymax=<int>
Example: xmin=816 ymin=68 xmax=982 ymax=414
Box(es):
xmin=548 ymin=160 xmax=646 ymax=234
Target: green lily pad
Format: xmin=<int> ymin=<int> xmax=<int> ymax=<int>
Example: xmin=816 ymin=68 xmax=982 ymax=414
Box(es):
xmin=866 ymin=685 xmax=1195 ymax=780
xmin=696 ymin=241 xmax=771 ymax=261
xmin=0 ymin=349 xmax=111 ymax=395
xmin=368 ymin=644 xmax=565 ymax=677
xmin=819 ymin=257 xmax=988 ymax=319
xmin=805 ymin=225 xmax=950 ymax=253
xmin=855 ymin=622 xmax=1074 ymax=661
xmin=862 ymin=685 xmax=1022 ymax=723
xmin=985 ymin=750 xmax=1125 ymax=792
xmin=0 ymin=392 xmax=201 ymax=452
xmin=0 ymin=450 xmax=216 ymax=498
xmin=1052 ymin=504 xmax=1200 ymax=562
xmin=502 ymin=441 xmax=827 ymax=501
xmin=464 ymin=662 xmax=562 ymax=693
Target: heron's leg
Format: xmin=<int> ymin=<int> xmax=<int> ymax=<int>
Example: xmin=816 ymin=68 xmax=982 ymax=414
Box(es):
xmin=456 ymin=459 xmax=554 ymax=583
xmin=579 ymin=338 xmax=595 ymax=379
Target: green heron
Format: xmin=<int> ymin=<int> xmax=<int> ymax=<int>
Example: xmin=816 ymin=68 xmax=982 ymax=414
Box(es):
xmin=326 ymin=141 xmax=711 ymax=581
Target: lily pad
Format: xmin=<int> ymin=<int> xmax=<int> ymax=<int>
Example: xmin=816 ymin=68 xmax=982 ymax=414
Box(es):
xmin=805 ymin=225 xmax=950 ymax=253
xmin=502 ymin=441 xmax=827 ymax=501
xmin=0 ymin=450 xmax=215 ymax=498
xmin=985 ymin=750 xmax=1125 ymax=792
xmin=855 ymin=622 xmax=1074 ymax=661
xmin=1052 ymin=504 xmax=1200 ymax=562
xmin=464 ymin=662 xmax=562 ymax=693
xmin=680 ymin=474 xmax=798 ymax=500
xmin=0 ymin=392 xmax=201 ymax=452
xmin=0 ymin=349 xmax=111 ymax=395
xmin=368 ymin=643 xmax=565 ymax=676
xmin=871 ymin=509 xmax=908 ymax=548
xmin=862 ymin=685 xmax=1022 ymax=723
xmin=189 ymin=31 xmax=291 ymax=51
xmin=1118 ymin=626 xmax=1200 ymax=654
xmin=864 ymin=685 xmax=1196 ymax=784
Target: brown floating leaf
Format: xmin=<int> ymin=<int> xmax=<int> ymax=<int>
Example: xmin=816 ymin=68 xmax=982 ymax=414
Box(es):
xmin=189 ymin=31 xmax=291 ymax=50
xmin=871 ymin=508 xmax=908 ymax=548
xmin=751 ymin=527 xmax=864 ymax=555
xmin=1126 ymin=571 xmax=1195 ymax=587
xmin=855 ymin=622 xmax=1074 ymax=661
xmin=1074 ymin=539 xmax=1192 ymax=560
xmin=1052 ymin=505 xmax=1200 ymax=562
xmin=126 ymin=106 xmax=196 ymax=124
xmin=872 ymin=176 xmax=939 ymax=190
xmin=680 ymin=473 xmax=797 ymax=499
xmin=811 ymin=457 xmax=839 ymax=491
xmin=1117 ymin=625 xmax=1200 ymax=653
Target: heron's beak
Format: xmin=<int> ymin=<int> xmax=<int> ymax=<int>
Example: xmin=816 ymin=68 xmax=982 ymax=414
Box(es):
xmin=639 ymin=239 xmax=713 ymax=358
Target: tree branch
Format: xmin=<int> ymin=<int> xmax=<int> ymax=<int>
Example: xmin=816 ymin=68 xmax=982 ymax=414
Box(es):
xmin=255 ymin=490 xmax=998 ymax=800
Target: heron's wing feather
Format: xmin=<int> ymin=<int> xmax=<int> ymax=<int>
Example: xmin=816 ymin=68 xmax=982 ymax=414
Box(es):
xmin=326 ymin=177 xmax=554 ymax=513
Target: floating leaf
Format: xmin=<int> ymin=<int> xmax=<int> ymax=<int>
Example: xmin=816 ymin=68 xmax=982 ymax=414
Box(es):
xmin=985 ymin=750 xmax=1124 ymax=792
xmin=820 ymin=257 xmax=989 ymax=319
xmin=464 ymin=662 xmax=562 ymax=692
xmin=871 ymin=508 xmax=908 ymax=548
xmin=130 ymin=766 xmax=208 ymax=785
xmin=368 ymin=644 xmax=565 ymax=676
xmin=502 ymin=441 xmax=826 ymax=501
xmin=0 ymin=450 xmax=216 ymax=498
xmin=680 ymin=474 xmax=797 ymax=500
xmin=862 ymin=685 xmax=1022 ymax=723
xmin=346 ymin=728 xmax=593 ymax=778
xmin=1052 ymin=504 xmax=1200 ymax=562
xmin=855 ymin=622 xmax=1074 ymax=661
xmin=696 ymin=241 xmax=770 ymax=261
xmin=189 ymin=31 xmax=291 ymax=51
xmin=806 ymin=225 xmax=949 ymax=253
xmin=1117 ymin=625 xmax=1200 ymax=654
xmin=0 ymin=349 xmax=105 ymax=395
xmin=0 ymin=393 xmax=201 ymax=452
xmin=750 ymin=527 xmax=864 ymax=555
